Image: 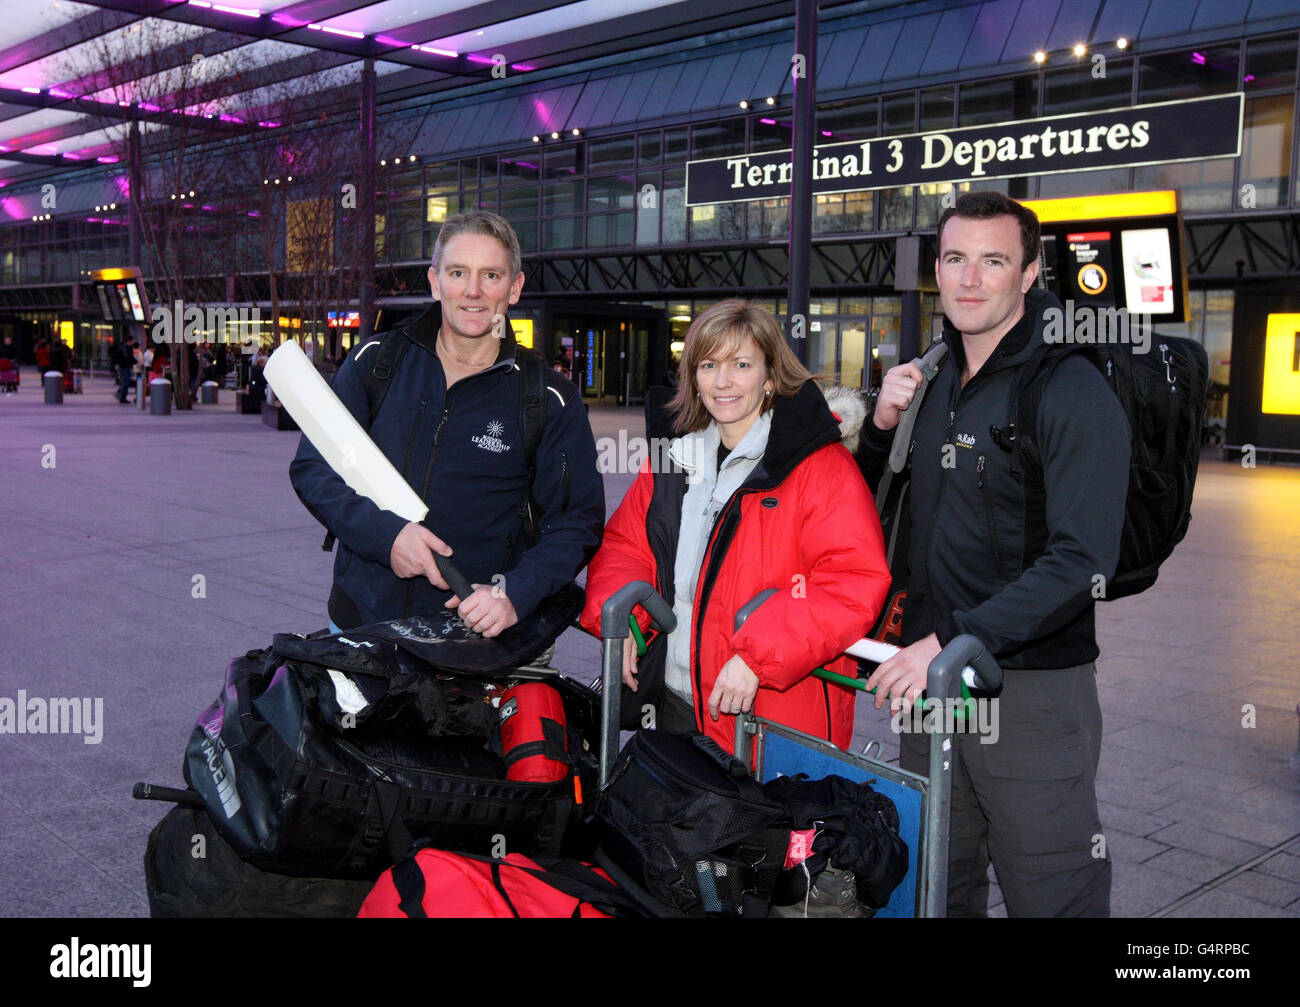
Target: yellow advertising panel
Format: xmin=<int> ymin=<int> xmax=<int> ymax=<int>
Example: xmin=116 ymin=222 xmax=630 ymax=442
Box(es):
xmin=513 ymin=318 xmax=534 ymax=349
xmin=59 ymin=320 xmax=75 ymax=347
xmin=1261 ymin=313 xmax=1300 ymax=415
xmin=1021 ymin=190 xmax=1178 ymax=223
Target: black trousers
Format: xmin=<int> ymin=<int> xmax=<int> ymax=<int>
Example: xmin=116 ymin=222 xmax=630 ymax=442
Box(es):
xmin=899 ymin=662 xmax=1110 ymax=917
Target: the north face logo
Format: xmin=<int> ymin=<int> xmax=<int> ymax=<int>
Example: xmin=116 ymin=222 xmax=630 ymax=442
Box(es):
xmin=471 ymin=420 xmax=511 ymax=454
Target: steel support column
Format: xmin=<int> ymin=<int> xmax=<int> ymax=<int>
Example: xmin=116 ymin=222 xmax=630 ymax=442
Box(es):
xmin=786 ymin=0 xmax=817 ymax=364
xmin=358 ymin=59 xmax=378 ymax=344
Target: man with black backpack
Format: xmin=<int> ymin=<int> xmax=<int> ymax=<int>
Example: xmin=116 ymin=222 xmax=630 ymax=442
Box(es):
xmin=857 ymin=192 xmax=1131 ymax=917
xmin=290 ymin=211 xmax=604 ymax=636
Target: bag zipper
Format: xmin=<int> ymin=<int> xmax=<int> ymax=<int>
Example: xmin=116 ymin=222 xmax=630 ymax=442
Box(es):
xmin=333 ymin=734 xmax=564 ymax=791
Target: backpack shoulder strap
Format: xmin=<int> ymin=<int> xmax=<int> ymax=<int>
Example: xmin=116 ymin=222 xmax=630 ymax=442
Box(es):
xmin=360 ymin=328 xmax=413 ymax=426
xmin=516 ymin=348 xmax=550 ymax=546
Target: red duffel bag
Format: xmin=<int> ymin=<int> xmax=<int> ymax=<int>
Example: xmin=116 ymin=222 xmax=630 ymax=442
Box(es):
xmin=358 ymin=849 xmax=643 ymax=918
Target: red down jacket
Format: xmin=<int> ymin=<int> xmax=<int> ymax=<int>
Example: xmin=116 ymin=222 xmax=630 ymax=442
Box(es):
xmin=580 ymin=380 xmax=891 ymax=753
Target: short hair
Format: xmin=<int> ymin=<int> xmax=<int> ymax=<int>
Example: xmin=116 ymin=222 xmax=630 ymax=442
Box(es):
xmin=431 ymin=210 xmax=522 ymax=278
xmin=936 ymin=191 xmax=1041 ymax=271
xmin=668 ymin=299 xmax=812 ymax=435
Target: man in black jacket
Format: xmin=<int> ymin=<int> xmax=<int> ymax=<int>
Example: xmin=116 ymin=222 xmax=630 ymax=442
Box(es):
xmin=290 ymin=211 xmax=604 ymax=636
xmin=857 ymin=192 xmax=1130 ymax=916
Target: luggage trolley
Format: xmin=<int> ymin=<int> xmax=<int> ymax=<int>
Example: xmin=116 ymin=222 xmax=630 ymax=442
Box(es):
xmin=596 ymin=580 xmax=1002 ymax=919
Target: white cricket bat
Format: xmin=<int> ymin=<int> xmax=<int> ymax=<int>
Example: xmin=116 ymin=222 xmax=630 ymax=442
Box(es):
xmin=847 ymin=638 xmax=981 ymax=688
xmin=264 ymin=340 xmax=428 ymax=523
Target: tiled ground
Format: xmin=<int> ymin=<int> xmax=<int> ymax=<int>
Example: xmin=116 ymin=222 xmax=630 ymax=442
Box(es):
xmin=0 ymin=369 xmax=1296 ymax=917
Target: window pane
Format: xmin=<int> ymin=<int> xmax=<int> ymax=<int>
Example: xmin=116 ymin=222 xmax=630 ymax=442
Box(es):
xmin=883 ymin=92 xmax=915 ymax=135
xmin=637 ymin=172 xmax=660 ymax=245
xmin=817 ymin=98 xmax=878 ymax=142
xmin=1140 ymin=46 xmax=1239 ymax=102
xmin=747 ymin=197 xmax=789 ymax=238
xmin=752 ymin=116 xmax=792 ymax=152
xmin=544 ymin=144 xmax=584 ymax=178
xmin=638 ymin=132 xmax=661 ymax=166
xmin=840 ymin=321 xmax=867 ymax=388
xmin=480 ymin=155 xmax=500 ymax=186
xmin=960 ymin=75 xmax=1040 ymax=125
xmin=1240 ymin=93 xmax=1293 ymax=208
xmin=813 ymin=190 xmax=872 ymax=234
xmin=389 ymin=167 xmax=423 ymax=198
xmin=500 ymin=155 xmax=539 ymax=185
xmin=1043 ymin=61 xmax=1132 ymax=115
xmin=691 ymin=119 xmax=746 ymax=159
xmin=807 ymin=319 xmax=836 ymax=378
xmin=587 ymin=212 xmax=634 ymax=247
xmin=543 ymin=179 xmax=583 ymax=215
xmin=499 ymin=184 xmax=537 ymax=220
xmin=664 ymin=128 xmax=689 ymax=165
xmin=690 ymin=202 xmax=744 ymax=240
xmin=920 ymin=86 xmax=954 ymax=130
xmin=589 ymin=135 xmax=636 ymax=171
xmin=588 ymin=174 xmax=635 ymax=211
xmin=513 ymin=219 xmax=538 ymax=252
xmin=1245 ymin=34 xmax=1297 ymax=90
xmin=425 ymin=161 xmax=458 ymax=191
xmin=879 ymin=186 xmax=913 ymax=229
xmin=1036 ymin=167 xmax=1130 ymax=199
xmin=460 ymin=158 xmax=479 ymax=188
xmin=663 ymin=167 xmax=686 ymax=242
xmin=1133 ymin=158 xmax=1234 ymax=212
xmin=425 ymin=193 xmax=458 ymax=223
xmin=542 ymin=217 xmax=581 ymax=249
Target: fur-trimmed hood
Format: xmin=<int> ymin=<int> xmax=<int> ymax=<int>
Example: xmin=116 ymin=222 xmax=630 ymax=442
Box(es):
xmin=820 ymin=383 xmax=868 ymax=455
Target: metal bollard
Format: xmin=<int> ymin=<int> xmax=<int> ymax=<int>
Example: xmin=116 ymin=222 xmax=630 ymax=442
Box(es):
xmin=137 ymin=373 xmax=147 ymax=410
xmin=149 ymin=378 xmax=172 ymax=415
xmin=199 ymin=380 xmax=218 ymax=405
xmin=43 ymin=371 xmax=63 ymax=404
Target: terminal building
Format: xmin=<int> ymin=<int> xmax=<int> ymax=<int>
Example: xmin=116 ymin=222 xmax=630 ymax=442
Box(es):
xmin=1 ymin=0 xmax=1298 ymax=453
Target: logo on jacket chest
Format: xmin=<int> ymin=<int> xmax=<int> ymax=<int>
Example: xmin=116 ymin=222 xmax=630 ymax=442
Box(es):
xmin=471 ymin=419 xmax=512 ymax=454
xmin=955 ymin=432 xmax=977 ymax=450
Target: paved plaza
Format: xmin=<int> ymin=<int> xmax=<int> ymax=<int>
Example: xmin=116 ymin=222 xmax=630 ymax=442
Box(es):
xmin=0 ymin=369 xmax=1297 ymax=917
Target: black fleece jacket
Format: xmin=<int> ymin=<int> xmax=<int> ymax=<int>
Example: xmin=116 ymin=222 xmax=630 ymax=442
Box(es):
xmin=857 ymin=288 xmax=1131 ymax=670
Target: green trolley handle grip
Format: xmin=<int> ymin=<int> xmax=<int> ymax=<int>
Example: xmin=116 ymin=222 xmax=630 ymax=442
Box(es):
xmin=629 ymin=616 xmax=647 ymax=658
xmin=812 ymin=667 xmax=973 ymax=719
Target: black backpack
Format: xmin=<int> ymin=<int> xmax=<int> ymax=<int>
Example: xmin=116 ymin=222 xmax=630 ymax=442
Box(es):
xmin=868 ymin=330 xmax=1208 ymax=607
xmin=1007 ymin=335 xmax=1209 ymax=599
xmin=320 ymin=325 xmax=551 ymax=553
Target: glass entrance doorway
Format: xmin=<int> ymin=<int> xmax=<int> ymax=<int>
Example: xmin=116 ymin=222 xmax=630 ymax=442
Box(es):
xmin=546 ymin=305 xmax=663 ymax=405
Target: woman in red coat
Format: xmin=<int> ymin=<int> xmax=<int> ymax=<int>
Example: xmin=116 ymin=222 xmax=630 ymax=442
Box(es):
xmin=580 ymin=300 xmax=891 ymax=754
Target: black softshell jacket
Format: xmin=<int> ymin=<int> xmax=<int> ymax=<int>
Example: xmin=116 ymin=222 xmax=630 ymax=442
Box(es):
xmin=858 ymin=288 xmax=1131 ymax=670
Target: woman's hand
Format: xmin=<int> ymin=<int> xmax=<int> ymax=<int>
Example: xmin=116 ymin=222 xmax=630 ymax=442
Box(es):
xmin=622 ymin=634 xmax=640 ymax=691
xmin=707 ymin=655 xmax=760 ymax=720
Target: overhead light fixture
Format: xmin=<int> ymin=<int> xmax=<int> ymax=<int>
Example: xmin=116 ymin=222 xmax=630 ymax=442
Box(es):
xmin=765 ymin=96 xmax=776 ymax=106
xmin=189 ymin=189 xmax=195 ymax=197
xmin=531 ymin=134 xmax=540 ymax=142
xmin=286 ymin=175 xmax=292 ymax=181
xmin=109 ymin=202 xmax=116 ymax=209
xmin=1116 ymin=37 xmax=1129 ymax=50
xmin=379 ymin=158 xmax=386 ymax=166
xmin=1033 ymin=50 xmax=1047 ymax=64
xmin=550 ymin=131 xmax=559 ymax=139
xmin=1073 ymin=43 xmax=1086 ymax=57
xmin=739 ymin=100 xmax=749 ymax=109
xmin=408 ymin=155 xmax=416 ymax=162
xmin=571 ymin=128 xmax=580 ymax=136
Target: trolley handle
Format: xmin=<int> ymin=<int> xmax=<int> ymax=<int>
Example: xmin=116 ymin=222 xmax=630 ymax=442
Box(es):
xmin=597 ymin=581 xmax=677 ymax=789
xmin=925 ymin=634 xmax=1002 ymax=699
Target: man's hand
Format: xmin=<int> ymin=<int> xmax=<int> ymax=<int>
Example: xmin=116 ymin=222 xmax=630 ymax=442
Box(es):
xmin=445 ymin=584 xmax=518 ymax=638
xmin=865 ymin=632 xmax=941 ymax=713
xmin=707 ymin=654 xmax=760 ymax=720
xmin=873 ymin=361 xmax=926 ymax=432
xmin=389 ymin=522 xmax=452 ymax=588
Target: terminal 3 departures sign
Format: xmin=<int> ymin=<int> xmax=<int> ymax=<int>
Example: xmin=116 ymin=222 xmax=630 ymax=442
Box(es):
xmin=685 ymin=93 xmax=1243 ymax=204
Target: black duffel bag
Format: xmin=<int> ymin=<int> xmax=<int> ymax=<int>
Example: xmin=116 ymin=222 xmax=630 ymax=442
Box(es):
xmin=183 ymin=596 xmax=597 ymax=879
xmin=146 ymin=804 xmax=377 ymax=918
xmin=593 ymin=730 xmax=792 ymax=917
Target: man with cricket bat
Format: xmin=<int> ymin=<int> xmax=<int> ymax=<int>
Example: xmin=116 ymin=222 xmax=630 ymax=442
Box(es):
xmin=290 ymin=211 xmax=604 ymax=636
